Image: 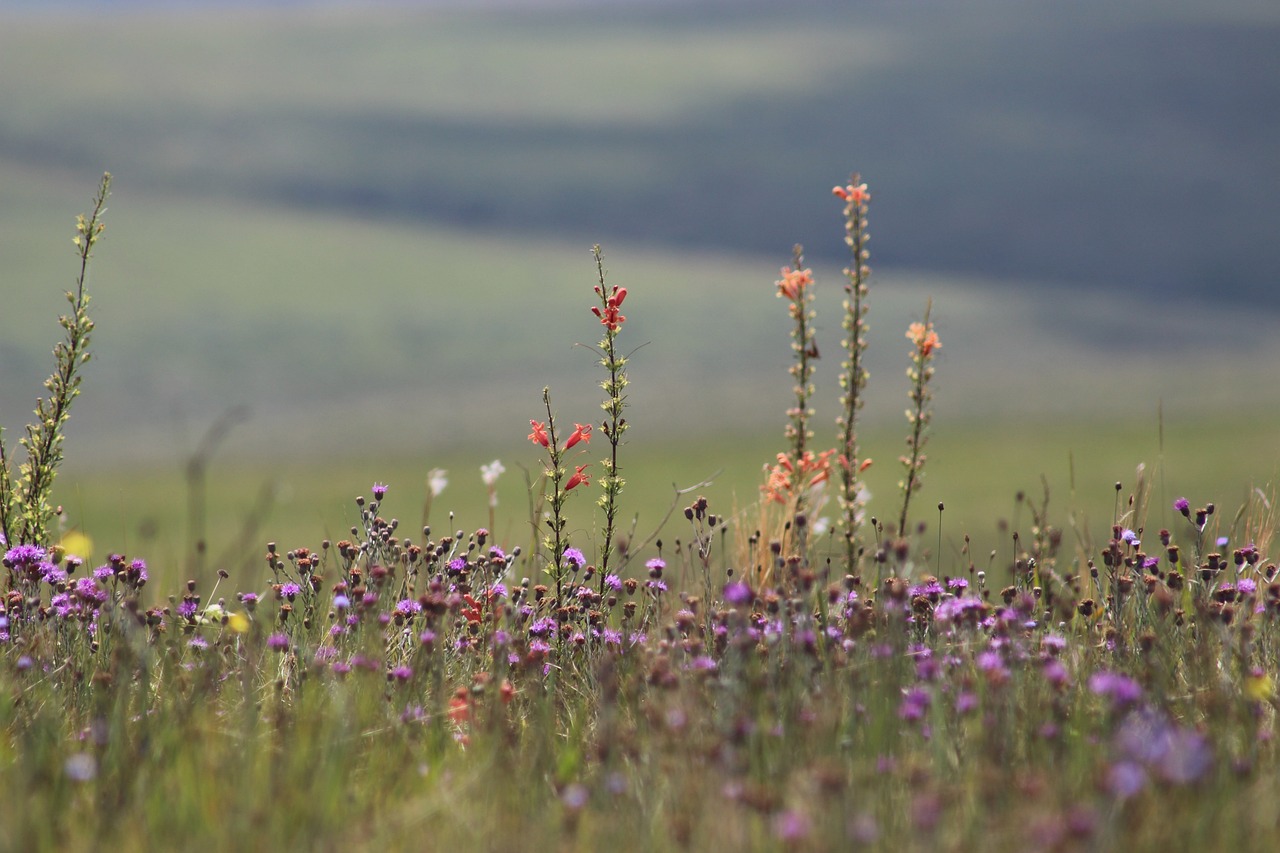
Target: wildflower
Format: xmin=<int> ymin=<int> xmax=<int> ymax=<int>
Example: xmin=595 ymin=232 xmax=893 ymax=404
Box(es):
xmin=267 ymin=633 xmax=289 ymax=652
xmin=564 ymin=423 xmax=592 ymax=450
xmin=646 ymin=557 xmax=666 ymax=575
xmin=562 ymin=548 xmax=586 ymax=571
xmin=428 ymin=469 xmax=448 ymax=497
xmin=723 ymin=580 xmax=753 ymax=606
xmin=527 ymin=419 xmax=550 ymax=447
xmin=603 ymin=574 xmax=622 ymax=591
xmin=279 ymin=582 xmax=302 ymax=600
xmin=772 ymin=809 xmax=812 ymax=842
xmin=906 ymin=321 xmax=941 ymax=357
xmin=1089 ymin=671 xmax=1143 ymax=710
xmin=564 ymin=464 xmax=591 ymax=491
xmin=480 ymin=459 xmax=505 ymax=487
xmin=832 ymin=181 xmax=870 ymax=205
xmin=775 ymin=266 xmax=813 ymax=301
xmin=389 ymin=665 xmax=413 ymax=682
xmin=4 ymin=544 xmax=46 ymax=568
xmin=1174 ymin=497 xmax=1190 ymax=516
xmin=592 ymin=285 xmax=628 ymax=331
xmin=371 ymin=482 xmax=388 ymax=501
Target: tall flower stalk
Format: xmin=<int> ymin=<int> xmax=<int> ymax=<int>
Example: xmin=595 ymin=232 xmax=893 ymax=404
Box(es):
xmin=778 ymin=245 xmax=817 ymax=493
xmin=530 ymin=388 xmax=591 ymax=608
xmin=898 ymin=302 xmax=940 ymax=536
xmin=590 ymin=246 xmax=628 ymax=594
xmin=1 ymin=173 xmax=110 ymax=547
xmin=834 ymin=176 xmax=872 ymax=571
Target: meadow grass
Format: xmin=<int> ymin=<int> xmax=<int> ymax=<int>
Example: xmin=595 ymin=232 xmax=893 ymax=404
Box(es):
xmin=5 ymin=175 xmax=1280 ymax=853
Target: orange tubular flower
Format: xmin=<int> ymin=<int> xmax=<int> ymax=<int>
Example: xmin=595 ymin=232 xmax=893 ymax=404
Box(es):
xmin=775 ymin=266 xmax=812 ymax=301
xmin=528 ymin=419 xmax=551 ymax=448
xmin=564 ymin=423 xmax=592 ymax=450
xmin=907 ymin=322 xmax=941 ymax=357
xmin=565 ymin=464 xmax=592 ymax=491
xmin=592 ymin=286 xmax=628 ymax=332
xmin=832 ymin=182 xmax=870 ymax=205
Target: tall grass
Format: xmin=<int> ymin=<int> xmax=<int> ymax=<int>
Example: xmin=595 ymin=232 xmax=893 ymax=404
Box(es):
xmin=2 ymin=175 xmax=1279 ymax=852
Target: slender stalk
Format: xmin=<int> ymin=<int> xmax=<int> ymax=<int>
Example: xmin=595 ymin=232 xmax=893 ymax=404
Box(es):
xmin=898 ymin=300 xmax=939 ymax=536
xmin=835 ymin=175 xmax=871 ymax=571
xmin=591 ymin=246 xmax=628 ymax=593
xmin=10 ymin=173 xmax=110 ymax=545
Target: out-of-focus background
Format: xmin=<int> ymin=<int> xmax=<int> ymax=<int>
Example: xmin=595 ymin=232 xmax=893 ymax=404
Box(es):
xmin=3 ymin=0 xmax=1279 ymax=580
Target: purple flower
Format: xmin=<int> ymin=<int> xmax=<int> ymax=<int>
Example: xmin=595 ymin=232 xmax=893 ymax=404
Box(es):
xmin=267 ymin=632 xmax=289 ymax=651
xmin=333 ymin=594 xmax=351 ymax=610
xmin=279 ymin=582 xmax=302 ymax=599
xmin=723 ymin=580 xmax=753 ymax=605
xmin=1107 ymin=761 xmax=1148 ymax=799
xmin=1089 ymin=671 xmax=1143 ymax=709
xmin=898 ymin=687 xmax=931 ymax=721
xmin=394 ymin=599 xmax=422 ymax=617
xmin=447 ymin=557 xmax=467 ymax=574
xmin=646 ymin=579 xmax=668 ymax=593
xmin=947 ymin=577 xmax=968 ymax=592
xmin=188 ymin=636 xmax=209 ymax=650
xmin=562 ymin=548 xmax=586 ymax=570
xmin=371 ymin=482 xmax=388 ymax=501
xmin=389 ymin=665 xmax=413 ymax=682
xmin=4 ymin=544 xmax=46 ymax=568
xmin=771 ymin=809 xmax=812 ymax=842
xmin=1174 ymin=497 xmax=1190 ymax=514
xmin=93 ymin=565 xmax=114 ymax=581
xmin=645 ymin=557 xmax=666 ymax=576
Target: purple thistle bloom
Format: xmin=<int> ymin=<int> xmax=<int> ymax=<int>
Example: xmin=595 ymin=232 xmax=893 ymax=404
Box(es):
xmin=177 ymin=599 xmax=199 ymax=619
xmin=1174 ymin=496 xmax=1190 ymax=514
xmin=947 ymin=577 xmax=968 ymax=592
xmin=394 ymin=599 xmax=422 ymax=616
xmin=92 ymin=565 xmax=114 ymax=581
xmin=279 ymin=582 xmax=302 ymax=599
xmin=41 ymin=566 xmax=67 ymax=586
xmin=562 ymin=548 xmax=586 ymax=570
xmin=603 ymin=628 xmax=622 ymax=647
xmin=447 ymin=557 xmax=467 ymax=574
xmin=723 ymin=580 xmax=753 ymax=606
xmin=74 ymin=577 xmax=107 ymax=604
xmin=188 ymin=636 xmax=209 ymax=650
xmin=389 ymin=665 xmax=413 ymax=682
xmin=603 ymin=574 xmax=622 ymax=591
xmin=488 ymin=583 xmax=508 ymax=598
xmin=1107 ymin=761 xmax=1148 ymax=799
xmin=1089 ymin=671 xmax=1143 ymax=709
xmin=898 ymin=687 xmax=931 ymax=721
xmin=267 ymin=632 xmax=289 ymax=651
xmin=646 ymin=579 xmax=668 ymax=593
xmin=371 ymin=482 xmax=388 ymax=501
xmin=333 ymin=594 xmax=351 ymax=610
xmin=5 ymin=544 xmax=46 ymax=568
xmin=1217 ymin=536 xmax=1230 ymax=548
xmin=1120 ymin=529 xmax=1139 ymax=546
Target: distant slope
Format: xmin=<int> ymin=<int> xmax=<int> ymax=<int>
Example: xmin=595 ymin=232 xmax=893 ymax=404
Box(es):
xmin=0 ymin=0 xmax=1277 ymax=306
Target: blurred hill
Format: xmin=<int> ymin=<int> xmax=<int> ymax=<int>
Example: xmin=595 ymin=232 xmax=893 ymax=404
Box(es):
xmin=2 ymin=0 xmax=1277 ymax=305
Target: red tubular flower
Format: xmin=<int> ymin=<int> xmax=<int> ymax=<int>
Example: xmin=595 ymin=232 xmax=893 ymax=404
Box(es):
xmin=528 ymin=420 xmax=550 ymax=447
xmin=565 ymin=464 xmax=591 ymax=491
xmin=592 ymin=286 xmax=628 ymax=331
xmin=833 ymin=182 xmax=870 ymax=205
xmin=564 ymin=423 xmax=592 ymax=450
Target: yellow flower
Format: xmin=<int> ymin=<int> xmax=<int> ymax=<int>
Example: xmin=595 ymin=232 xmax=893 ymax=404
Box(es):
xmin=226 ymin=612 xmax=251 ymax=634
xmin=59 ymin=531 xmax=94 ymax=562
xmin=1245 ymin=671 xmax=1274 ymax=702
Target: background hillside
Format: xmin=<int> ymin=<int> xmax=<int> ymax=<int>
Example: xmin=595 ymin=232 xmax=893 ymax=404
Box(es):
xmin=2 ymin=0 xmax=1278 ymax=574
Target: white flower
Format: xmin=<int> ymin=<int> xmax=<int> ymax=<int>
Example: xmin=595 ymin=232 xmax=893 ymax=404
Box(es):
xmin=480 ymin=459 xmax=505 ymax=487
xmin=428 ymin=468 xmax=448 ymax=497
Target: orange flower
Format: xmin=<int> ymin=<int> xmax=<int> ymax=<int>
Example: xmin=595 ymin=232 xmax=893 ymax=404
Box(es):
xmin=832 ymin=182 xmax=870 ymax=205
xmin=565 ymin=464 xmax=591 ymax=491
xmin=906 ymin=322 xmax=940 ymax=357
xmin=528 ymin=419 xmax=550 ymax=448
xmin=448 ymin=686 xmax=471 ymax=724
xmin=775 ymin=266 xmax=812 ymax=301
xmin=564 ymin=423 xmax=592 ymax=450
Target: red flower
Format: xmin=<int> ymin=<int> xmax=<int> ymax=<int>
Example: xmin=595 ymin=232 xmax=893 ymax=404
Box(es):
xmin=528 ymin=419 xmax=550 ymax=448
xmin=565 ymin=464 xmax=591 ymax=491
xmin=592 ymin=286 xmax=628 ymax=332
xmin=564 ymin=423 xmax=592 ymax=450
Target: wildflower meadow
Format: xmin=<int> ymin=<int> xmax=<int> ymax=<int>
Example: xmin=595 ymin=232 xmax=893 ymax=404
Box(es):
xmin=4 ymin=173 xmax=1280 ymax=851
